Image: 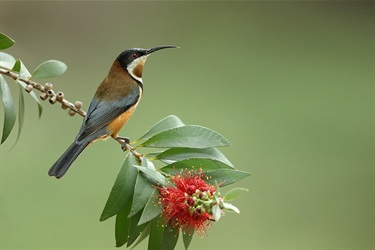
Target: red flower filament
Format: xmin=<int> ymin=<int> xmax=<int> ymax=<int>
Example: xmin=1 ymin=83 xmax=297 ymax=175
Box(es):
xmin=158 ymin=170 xmax=216 ymax=235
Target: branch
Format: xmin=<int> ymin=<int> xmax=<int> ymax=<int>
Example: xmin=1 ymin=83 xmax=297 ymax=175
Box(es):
xmin=0 ymin=68 xmax=86 ymax=117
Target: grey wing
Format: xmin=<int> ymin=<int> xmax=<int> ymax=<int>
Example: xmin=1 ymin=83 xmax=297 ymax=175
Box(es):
xmin=76 ymin=87 xmax=140 ymax=142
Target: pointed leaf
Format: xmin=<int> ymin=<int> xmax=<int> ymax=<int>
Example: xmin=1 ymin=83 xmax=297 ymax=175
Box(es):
xmin=145 ymin=157 xmax=156 ymax=170
xmin=32 ymin=60 xmax=67 ymax=78
xmin=182 ymin=230 xmax=194 ymax=250
xmin=136 ymin=115 xmax=185 ymax=143
xmin=130 ymin=222 xmax=151 ymax=249
xmin=160 ymin=158 xmax=234 ymax=174
xmin=129 ymin=172 xmax=156 ymax=217
xmin=161 ymin=225 xmax=179 ymax=250
xmin=100 ymin=153 xmax=138 ymax=221
xmin=155 ymin=147 xmax=233 ymax=167
xmin=11 ymin=59 xmax=20 ymax=72
xmin=138 ymin=189 xmax=162 ymax=226
xmin=127 ymin=209 xmax=149 ymax=247
xmin=12 ymin=59 xmax=31 ymax=79
xmin=11 ymin=84 xmax=25 ymax=147
xmin=148 ymin=218 xmax=164 ymax=250
xmin=140 ymin=125 xmax=230 ymax=148
xmin=0 ymin=33 xmax=15 ymax=50
xmin=115 ymin=204 xmax=132 ymax=247
xmin=133 ymin=165 xmax=167 ymax=186
xmin=222 ymin=202 xmax=240 ymax=214
xmin=224 ymin=188 xmax=249 ymax=201
xmin=206 ymin=169 xmax=250 ymax=187
xmin=0 ymin=52 xmax=16 ymax=69
xmin=16 ymin=80 xmax=42 ymax=118
xmin=0 ymin=75 xmax=16 ymax=144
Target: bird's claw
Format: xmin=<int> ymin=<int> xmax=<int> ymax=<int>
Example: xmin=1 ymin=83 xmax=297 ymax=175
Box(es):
xmin=116 ymin=136 xmax=130 ymax=151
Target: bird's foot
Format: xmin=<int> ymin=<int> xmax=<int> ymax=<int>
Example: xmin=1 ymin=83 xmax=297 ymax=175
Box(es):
xmin=115 ymin=136 xmax=130 ymax=151
xmin=115 ymin=136 xmax=143 ymax=162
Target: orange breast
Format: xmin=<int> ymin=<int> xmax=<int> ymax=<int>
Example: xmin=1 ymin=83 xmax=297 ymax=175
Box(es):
xmin=107 ymin=89 xmax=142 ymax=139
xmin=107 ymin=105 xmax=137 ymax=139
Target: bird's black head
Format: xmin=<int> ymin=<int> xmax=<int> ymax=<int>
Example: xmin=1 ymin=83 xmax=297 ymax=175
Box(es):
xmin=117 ymin=46 xmax=178 ymax=83
xmin=117 ymin=48 xmax=147 ymax=70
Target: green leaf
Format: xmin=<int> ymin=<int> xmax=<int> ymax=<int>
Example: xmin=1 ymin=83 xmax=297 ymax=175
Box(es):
xmin=0 ymin=33 xmax=15 ymax=50
xmin=145 ymin=157 xmax=156 ymax=170
xmin=135 ymin=115 xmax=185 ymax=143
xmin=0 ymin=52 xmax=16 ymax=69
xmin=12 ymin=59 xmax=20 ymax=72
xmin=160 ymin=158 xmax=234 ymax=174
xmin=130 ymin=222 xmax=151 ymax=249
xmin=16 ymin=80 xmax=42 ymax=118
xmin=12 ymin=59 xmax=31 ymax=79
xmin=129 ymin=172 xmax=156 ymax=217
xmin=32 ymin=60 xmax=67 ymax=78
xmin=222 ymin=202 xmax=240 ymax=214
xmin=127 ymin=209 xmax=149 ymax=247
xmin=155 ymin=147 xmax=233 ymax=167
xmin=100 ymin=153 xmax=138 ymax=221
xmin=148 ymin=218 xmax=164 ymax=250
xmin=11 ymin=84 xmax=25 ymax=147
xmin=138 ymin=189 xmax=162 ymax=226
xmin=182 ymin=230 xmax=194 ymax=250
xmin=224 ymin=187 xmax=249 ymax=201
xmin=0 ymin=75 xmax=16 ymax=144
xmin=206 ymin=169 xmax=250 ymax=187
xmin=140 ymin=125 xmax=230 ymax=148
xmin=212 ymin=205 xmax=222 ymax=222
xmin=115 ymin=204 xmax=132 ymax=247
xmin=161 ymin=225 xmax=179 ymax=250
xmin=134 ymin=164 xmax=167 ymax=186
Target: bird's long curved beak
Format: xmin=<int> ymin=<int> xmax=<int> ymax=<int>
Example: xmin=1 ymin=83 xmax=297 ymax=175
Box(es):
xmin=146 ymin=45 xmax=179 ymax=55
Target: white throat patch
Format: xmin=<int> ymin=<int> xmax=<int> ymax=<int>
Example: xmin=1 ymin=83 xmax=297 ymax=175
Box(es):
xmin=126 ymin=55 xmax=148 ymax=83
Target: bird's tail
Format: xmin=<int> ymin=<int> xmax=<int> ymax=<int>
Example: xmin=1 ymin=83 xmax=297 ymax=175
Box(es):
xmin=48 ymin=141 xmax=89 ymax=179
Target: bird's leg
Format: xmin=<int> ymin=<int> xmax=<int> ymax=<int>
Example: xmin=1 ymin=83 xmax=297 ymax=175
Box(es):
xmin=115 ymin=136 xmax=130 ymax=151
xmin=115 ymin=136 xmax=143 ymax=163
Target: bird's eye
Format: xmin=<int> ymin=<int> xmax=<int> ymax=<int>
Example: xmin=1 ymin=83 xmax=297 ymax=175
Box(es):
xmin=132 ymin=53 xmax=138 ymax=59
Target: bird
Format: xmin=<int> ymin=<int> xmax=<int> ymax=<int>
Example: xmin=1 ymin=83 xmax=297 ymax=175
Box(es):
xmin=48 ymin=45 xmax=178 ymax=178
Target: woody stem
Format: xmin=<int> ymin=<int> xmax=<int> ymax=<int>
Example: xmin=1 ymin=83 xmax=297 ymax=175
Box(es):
xmin=0 ymin=68 xmax=86 ymax=117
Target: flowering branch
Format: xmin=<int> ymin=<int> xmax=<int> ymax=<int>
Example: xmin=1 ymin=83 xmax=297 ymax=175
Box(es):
xmin=0 ymin=32 xmax=250 ymax=250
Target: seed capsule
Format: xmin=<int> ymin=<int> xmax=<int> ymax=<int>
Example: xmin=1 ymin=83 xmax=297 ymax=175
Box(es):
xmin=68 ymin=109 xmax=76 ymax=116
xmin=56 ymin=92 xmax=64 ymax=101
xmin=40 ymin=92 xmax=48 ymax=100
xmin=44 ymin=83 xmax=53 ymax=91
xmin=74 ymin=101 xmax=82 ymax=109
xmin=47 ymin=89 xmax=55 ymax=97
xmin=25 ymin=85 xmax=33 ymax=93
xmin=49 ymin=96 xmax=57 ymax=104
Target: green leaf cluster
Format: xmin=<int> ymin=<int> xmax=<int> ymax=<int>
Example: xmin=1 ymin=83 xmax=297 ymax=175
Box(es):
xmin=100 ymin=115 xmax=250 ymax=249
xmin=0 ymin=33 xmax=67 ymax=145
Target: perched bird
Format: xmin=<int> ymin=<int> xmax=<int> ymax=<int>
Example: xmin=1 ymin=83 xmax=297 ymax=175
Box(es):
xmin=48 ymin=46 xmax=178 ymax=178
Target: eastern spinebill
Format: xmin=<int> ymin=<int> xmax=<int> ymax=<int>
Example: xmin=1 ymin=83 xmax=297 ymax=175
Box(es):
xmin=48 ymin=45 xmax=178 ymax=178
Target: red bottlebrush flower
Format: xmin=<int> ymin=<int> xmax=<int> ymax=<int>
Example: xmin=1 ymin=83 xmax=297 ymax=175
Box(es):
xmin=158 ymin=169 xmax=216 ymax=235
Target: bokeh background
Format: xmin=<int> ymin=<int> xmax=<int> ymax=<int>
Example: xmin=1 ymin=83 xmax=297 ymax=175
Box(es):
xmin=0 ymin=1 xmax=374 ymax=249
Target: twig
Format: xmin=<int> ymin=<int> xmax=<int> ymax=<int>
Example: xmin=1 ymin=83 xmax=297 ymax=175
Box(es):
xmin=0 ymin=68 xmax=86 ymax=117
xmin=125 ymin=143 xmax=143 ymax=163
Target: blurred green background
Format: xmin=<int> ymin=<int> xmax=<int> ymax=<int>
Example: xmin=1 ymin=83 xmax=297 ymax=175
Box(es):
xmin=0 ymin=1 xmax=373 ymax=249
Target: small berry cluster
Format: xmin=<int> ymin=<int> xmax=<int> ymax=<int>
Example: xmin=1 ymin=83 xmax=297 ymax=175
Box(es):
xmin=38 ymin=82 xmax=85 ymax=117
